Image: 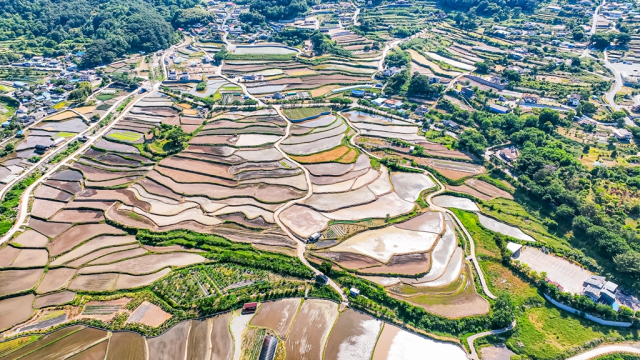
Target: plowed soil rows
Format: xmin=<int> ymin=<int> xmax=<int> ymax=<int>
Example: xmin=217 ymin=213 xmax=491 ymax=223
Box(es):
xmin=34 ymin=291 xmax=76 ymax=308
xmin=66 ymin=339 xmax=108 ymax=360
xmin=77 ymin=253 xmax=205 ymax=275
xmin=324 ymin=309 xmax=382 ymax=360
xmin=106 ymin=332 xmax=147 ymax=360
xmin=0 ymin=294 xmax=35 ymax=331
xmin=147 ymin=321 xmax=189 ymax=360
xmin=465 ymin=179 xmax=513 ymax=199
xmin=11 ymin=230 xmax=49 ymax=247
xmin=31 ymin=199 xmax=67 ymax=219
xmin=285 ymin=299 xmax=338 ymax=360
xmin=48 ymin=224 xmax=126 ymax=257
xmin=34 ymin=185 xmax=73 ymax=202
xmin=49 ymin=209 xmax=105 ymax=223
xmin=250 ymin=298 xmax=301 ymax=338
xmin=446 ymin=184 xmax=491 ymax=200
xmin=37 ymin=268 xmax=77 ymax=293
xmin=186 ymin=320 xmax=208 ymax=360
xmin=51 ymin=235 xmax=137 ymax=265
xmin=19 ymin=327 xmax=108 ymax=360
xmin=69 ymin=268 xmax=171 ymax=291
xmin=0 ymin=268 xmax=44 ymax=296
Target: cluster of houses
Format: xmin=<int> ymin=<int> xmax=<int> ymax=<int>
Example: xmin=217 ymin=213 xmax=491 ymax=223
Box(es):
xmin=583 ymin=275 xmax=622 ymax=311
xmin=167 ymin=70 xmax=191 ymax=81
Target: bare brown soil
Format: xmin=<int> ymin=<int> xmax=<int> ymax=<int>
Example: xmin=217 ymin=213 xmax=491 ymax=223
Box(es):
xmin=43 ymin=180 xmax=82 ymax=195
xmin=358 ymin=253 xmax=431 ymax=276
xmin=324 ymin=309 xmax=381 ymax=360
xmin=65 ymin=200 xmax=115 ymax=211
xmin=50 ymin=170 xmax=83 ymax=181
xmin=34 ymin=185 xmax=73 ymax=202
xmin=31 ymin=199 xmax=67 ymax=219
xmin=7 ymin=326 xmax=85 ymax=358
xmin=20 ymin=327 xmax=108 ymax=360
xmin=159 ymin=157 xmax=234 ymax=179
xmin=76 ymin=189 xmax=151 ymax=211
xmin=37 ymin=268 xmax=77 ymax=293
xmin=0 ymin=268 xmax=43 ymax=296
xmin=338 ymin=149 xmax=358 ymax=163
xmin=67 ymin=244 xmax=139 ymax=268
xmin=446 ymin=184 xmax=492 ymax=200
xmin=189 ymin=135 xmax=234 ymax=145
xmin=28 ymin=218 xmax=72 ymax=238
xmin=34 ymin=291 xmax=76 ymax=308
xmin=0 ymin=245 xmax=20 ymax=266
xmin=68 ymin=273 xmax=118 ymax=291
xmin=309 ymin=168 xmax=368 ymax=185
xmin=176 ymin=152 xmax=244 ymax=165
xmin=49 ymin=209 xmax=105 ymax=223
xmin=77 ymin=253 xmax=204 ymax=275
xmin=290 ymin=146 xmax=349 ymax=163
xmin=138 ymin=179 xmax=182 ymax=200
xmin=371 ymin=323 xmax=400 ymax=360
xmin=218 ymin=212 xmax=271 ymax=229
xmin=186 ymin=320 xmax=209 ymax=360
xmin=147 ymin=319 xmax=189 ymax=360
xmin=73 ymin=164 xmax=147 ymax=182
xmin=114 ymin=269 xmax=171 ymax=290
xmin=316 ymin=251 xmax=382 ymax=270
xmin=88 ymin=248 xmax=147 ymax=265
xmin=48 ymin=223 xmax=126 ymax=256
xmin=106 ymin=332 xmax=147 ymax=360
xmin=250 ymin=298 xmax=301 ymax=338
xmin=285 ymin=299 xmax=338 ymax=360
xmin=213 ymin=226 xmax=297 ymax=248
xmin=84 ymin=176 xmax=142 ymax=188
xmin=11 ymin=230 xmax=49 ymax=247
xmin=0 ymin=294 xmax=35 ymax=331
xmin=10 ymin=249 xmax=48 ymax=267
xmin=465 ymin=179 xmax=513 ymax=200
xmin=155 ymin=166 xmax=236 ymax=186
xmin=65 ymin=339 xmax=108 ymax=360
xmin=210 ymin=313 xmax=233 ymax=360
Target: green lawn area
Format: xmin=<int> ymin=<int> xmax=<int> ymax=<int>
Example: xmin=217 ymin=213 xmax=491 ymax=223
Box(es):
xmin=221 ymin=85 xmax=241 ymax=91
xmin=96 ymin=93 xmax=116 ymax=101
xmin=107 ymin=130 xmax=142 ymax=142
xmin=56 ymin=132 xmax=76 ymax=138
xmin=453 ymin=208 xmax=636 ymax=359
xmin=0 ymin=85 xmax=16 ymax=93
xmin=282 ymin=106 xmax=331 ymax=120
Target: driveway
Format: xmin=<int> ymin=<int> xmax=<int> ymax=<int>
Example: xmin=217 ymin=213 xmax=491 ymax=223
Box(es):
xmin=513 ymin=247 xmax=591 ymax=294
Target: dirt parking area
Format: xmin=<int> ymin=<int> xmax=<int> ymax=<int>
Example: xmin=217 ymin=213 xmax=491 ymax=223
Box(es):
xmin=514 ymin=247 xmax=590 ymax=294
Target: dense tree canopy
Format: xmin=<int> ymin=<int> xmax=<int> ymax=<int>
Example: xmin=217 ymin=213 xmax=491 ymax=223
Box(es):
xmin=249 ymin=0 xmax=314 ymax=20
xmin=0 ymin=0 xmax=196 ymax=66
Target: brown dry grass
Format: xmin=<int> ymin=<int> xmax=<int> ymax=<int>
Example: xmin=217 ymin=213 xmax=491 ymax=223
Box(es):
xmin=45 ymin=111 xmax=76 ymax=121
xmin=310 ymin=85 xmax=338 ymax=97
xmin=337 ymin=149 xmax=357 ymax=163
xmin=290 ymin=146 xmax=349 ymax=163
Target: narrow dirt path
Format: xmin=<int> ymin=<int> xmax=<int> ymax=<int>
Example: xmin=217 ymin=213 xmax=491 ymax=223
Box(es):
xmin=271 ymin=105 xmax=348 ymax=303
xmin=465 ymin=320 xmax=516 ymax=360
xmin=338 ymin=111 xmax=496 ymax=300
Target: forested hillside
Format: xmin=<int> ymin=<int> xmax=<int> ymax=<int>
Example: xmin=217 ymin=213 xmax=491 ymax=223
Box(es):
xmin=249 ymin=0 xmax=316 ymax=20
xmin=0 ymin=0 xmax=205 ymax=67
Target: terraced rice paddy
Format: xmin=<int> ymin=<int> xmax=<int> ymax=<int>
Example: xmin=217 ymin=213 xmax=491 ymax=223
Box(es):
xmin=372 ymin=324 xmax=467 ymax=360
xmin=432 ymin=195 xmax=479 ymax=211
xmin=250 ymin=298 xmax=301 ymax=338
xmin=477 ymin=214 xmax=535 ymax=241
xmin=324 ymin=309 xmax=382 ymax=360
xmin=0 ymin=294 xmax=35 ymax=331
xmin=285 ymin=299 xmax=338 ymax=360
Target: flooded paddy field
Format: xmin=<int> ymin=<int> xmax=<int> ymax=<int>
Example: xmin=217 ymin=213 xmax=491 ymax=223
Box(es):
xmin=324 ymin=309 xmax=382 ymax=360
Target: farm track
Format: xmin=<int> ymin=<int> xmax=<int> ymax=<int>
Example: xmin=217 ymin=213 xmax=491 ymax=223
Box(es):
xmin=271 ymin=105 xmax=349 ymax=303
xmin=0 ymin=86 xmax=150 ymax=246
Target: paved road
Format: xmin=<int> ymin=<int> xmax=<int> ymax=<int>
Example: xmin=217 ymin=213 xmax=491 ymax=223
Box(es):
xmin=271 ymin=105 xmax=348 ymax=303
xmin=603 ymin=51 xmax=623 ymax=112
xmin=0 ymin=88 xmax=145 ymax=246
xmin=338 ymin=111 xmax=497 ymax=301
xmin=590 ymin=0 xmax=606 ymax=35
xmin=567 ymin=345 xmax=640 ymax=360
xmin=466 ymin=320 xmax=516 ymax=360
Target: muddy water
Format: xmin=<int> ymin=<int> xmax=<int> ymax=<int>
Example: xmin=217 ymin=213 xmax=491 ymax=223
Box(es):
xmin=250 ymin=298 xmax=301 ymax=339
xmin=324 ymin=309 xmax=382 ymax=360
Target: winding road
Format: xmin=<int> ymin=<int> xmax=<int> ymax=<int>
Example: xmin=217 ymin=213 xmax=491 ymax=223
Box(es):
xmin=567 ymin=344 xmax=640 ymax=360
xmin=466 ymin=320 xmax=516 ymax=360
